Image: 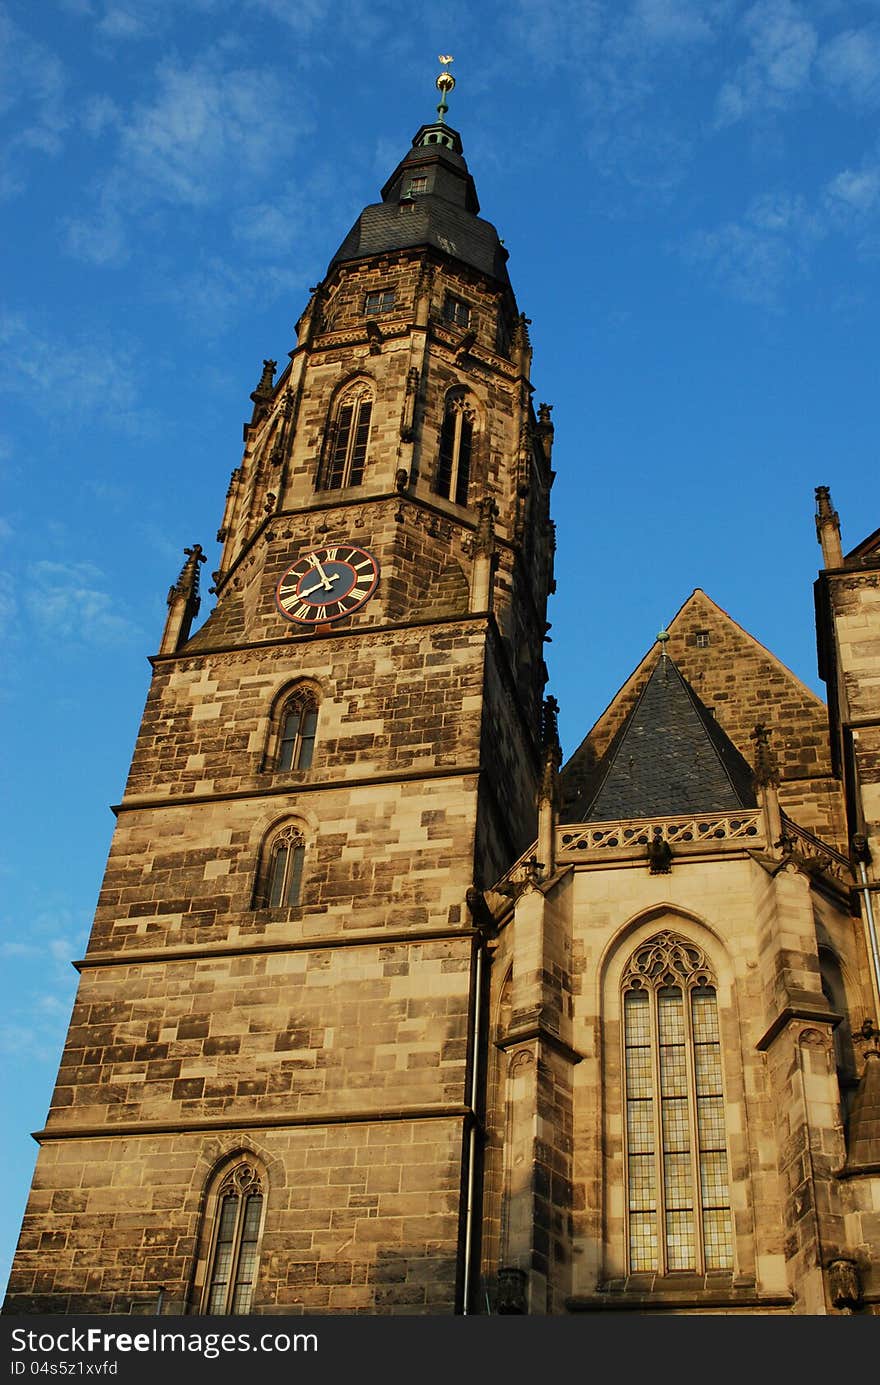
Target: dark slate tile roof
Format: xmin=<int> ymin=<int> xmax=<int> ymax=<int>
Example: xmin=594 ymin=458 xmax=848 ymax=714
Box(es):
xmin=579 ymin=655 xmax=757 ymax=821
xmin=328 ymin=122 xmax=511 ymax=286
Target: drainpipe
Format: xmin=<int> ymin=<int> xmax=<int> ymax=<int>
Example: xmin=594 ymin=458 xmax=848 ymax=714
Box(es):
xmin=853 ymin=835 xmax=880 ymax=1021
xmin=461 ymin=939 xmax=485 ymax=1315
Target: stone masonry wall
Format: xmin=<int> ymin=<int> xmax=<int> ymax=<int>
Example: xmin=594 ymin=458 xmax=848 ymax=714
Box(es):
xmin=5 ymin=1118 xmax=464 ymax=1315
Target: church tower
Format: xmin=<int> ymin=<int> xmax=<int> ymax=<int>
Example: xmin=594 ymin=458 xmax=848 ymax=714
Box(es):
xmin=3 ymin=64 xmax=555 ymax=1315
xmin=7 ymin=69 xmax=878 ymax=1323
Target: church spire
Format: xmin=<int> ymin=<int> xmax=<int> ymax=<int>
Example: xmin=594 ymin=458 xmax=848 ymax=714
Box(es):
xmin=435 ymin=55 xmax=455 ymax=125
xmin=328 ymin=57 xmax=510 ymax=285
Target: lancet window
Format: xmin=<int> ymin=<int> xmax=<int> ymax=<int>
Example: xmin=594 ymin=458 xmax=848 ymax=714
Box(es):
xmin=253 ymin=822 xmax=307 ymax=910
xmin=201 ymin=1161 xmax=266 ymax=1315
xmin=321 ymin=383 xmax=372 ymax=490
xmin=622 ymin=931 xmax=733 ymax=1275
xmin=434 ymin=390 xmax=475 ymax=507
xmin=277 ymin=691 xmax=318 ymax=771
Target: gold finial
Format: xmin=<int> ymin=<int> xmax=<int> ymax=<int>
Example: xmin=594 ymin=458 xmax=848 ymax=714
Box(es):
xmin=436 ymin=54 xmax=455 ymax=123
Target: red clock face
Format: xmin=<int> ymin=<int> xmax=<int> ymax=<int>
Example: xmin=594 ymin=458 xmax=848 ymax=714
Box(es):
xmin=275 ymin=545 xmax=380 ymax=625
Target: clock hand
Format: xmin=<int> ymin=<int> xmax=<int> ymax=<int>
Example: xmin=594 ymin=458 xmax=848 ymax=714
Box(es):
xmin=300 ymin=572 xmax=340 ymax=598
xmin=307 ymin=552 xmax=334 ymax=590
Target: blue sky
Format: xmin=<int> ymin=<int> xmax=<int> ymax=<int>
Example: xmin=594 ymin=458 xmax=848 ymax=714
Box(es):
xmin=1 ymin=0 xmax=878 ymax=1299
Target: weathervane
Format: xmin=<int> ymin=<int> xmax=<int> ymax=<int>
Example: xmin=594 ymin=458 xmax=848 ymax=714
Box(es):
xmin=436 ymin=55 xmax=455 ymax=124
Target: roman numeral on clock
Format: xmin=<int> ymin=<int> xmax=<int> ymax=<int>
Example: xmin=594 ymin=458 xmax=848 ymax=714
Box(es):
xmin=275 ymin=544 xmax=379 ymax=625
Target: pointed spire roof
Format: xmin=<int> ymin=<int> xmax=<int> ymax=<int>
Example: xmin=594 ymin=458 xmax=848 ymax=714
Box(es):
xmin=577 ymin=653 xmax=756 ymax=822
xmin=328 ymin=62 xmax=510 ymax=285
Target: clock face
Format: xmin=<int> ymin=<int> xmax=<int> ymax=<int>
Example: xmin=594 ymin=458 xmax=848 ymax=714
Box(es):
xmin=276 ymin=544 xmax=380 ymax=625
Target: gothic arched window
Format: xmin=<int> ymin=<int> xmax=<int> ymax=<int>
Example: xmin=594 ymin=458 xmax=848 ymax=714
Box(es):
xmin=277 ymin=691 xmax=318 ymax=771
xmin=321 ymin=383 xmax=372 ymax=490
xmin=622 ymin=932 xmax=733 ymax=1275
xmin=253 ymin=822 xmax=307 ymax=911
xmin=265 ymin=824 xmax=305 ymax=908
xmin=434 ymin=391 xmax=474 ymax=507
xmin=201 ymin=1161 xmax=266 ymax=1315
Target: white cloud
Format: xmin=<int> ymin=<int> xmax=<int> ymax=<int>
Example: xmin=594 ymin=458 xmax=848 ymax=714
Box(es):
xmin=0 ymin=904 xmax=87 ymax=1062
xmin=682 ymin=190 xmax=821 ymax=306
xmin=0 ymin=311 xmax=141 ymax=426
xmin=0 ymin=7 xmax=69 ymax=197
xmin=825 ymin=165 xmax=880 ymax=216
xmin=818 ymin=24 xmax=880 ymax=107
xmin=117 ymin=55 xmax=288 ymax=206
xmin=506 ymin=0 xmax=603 ymax=72
xmin=64 ymin=197 xmax=129 ymax=266
xmin=157 ymin=255 xmax=304 ymax=338
xmin=63 ymin=46 xmax=308 ymax=268
xmin=715 ymin=0 xmax=818 ymax=127
xmin=0 ymin=570 xmax=16 ymax=637
xmin=23 ymin=559 xmax=144 ymax=646
xmin=823 ymin=159 xmax=880 ymax=255
xmin=632 ymin=0 xmax=724 ymax=46
xmin=81 ymin=93 xmax=122 ymax=137
xmin=248 ymin=0 xmax=336 ymax=31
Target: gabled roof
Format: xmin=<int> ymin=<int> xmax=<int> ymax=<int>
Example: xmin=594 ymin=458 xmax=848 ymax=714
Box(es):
xmin=578 ymin=654 xmax=756 ymax=822
xmin=559 ymin=588 xmax=832 ymax=823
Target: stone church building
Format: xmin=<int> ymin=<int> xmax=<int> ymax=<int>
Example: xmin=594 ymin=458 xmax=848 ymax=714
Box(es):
xmin=4 ymin=74 xmax=880 ymax=1316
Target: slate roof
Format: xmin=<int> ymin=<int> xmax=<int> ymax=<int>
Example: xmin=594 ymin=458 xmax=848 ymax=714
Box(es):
xmin=577 ymin=654 xmax=757 ymax=822
xmin=328 ymin=122 xmax=511 ymax=286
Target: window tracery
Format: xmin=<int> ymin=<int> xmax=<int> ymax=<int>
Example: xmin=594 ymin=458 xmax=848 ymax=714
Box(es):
xmin=254 ymin=822 xmax=307 ymax=910
xmin=622 ymin=931 xmax=733 ymax=1275
xmin=200 ymin=1160 xmax=265 ymax=1315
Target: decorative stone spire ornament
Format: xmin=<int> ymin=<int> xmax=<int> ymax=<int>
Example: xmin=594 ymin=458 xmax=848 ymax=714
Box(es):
xmin=537 ymin=695 xmax=562 ymax=877
xmin=160 ymin=544 xmax=207 ymax=655
xmin=815 ymin=485 xmax=844 ymax=568
xmin=751 ymin=721 xmax=783 ymax=850
xmin=751 ymin=722 xmax=780 ymax=788
xmin=248 ymin=359 xmax=276 ymax=428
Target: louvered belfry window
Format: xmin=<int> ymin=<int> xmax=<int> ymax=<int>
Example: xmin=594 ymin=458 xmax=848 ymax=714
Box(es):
xmin=434 ymin=392 xmax=474 ymax=507
xmin=204 ymin=1163 xmax=265 ymax=1315
xmin=324 ymin=386 xmax=372 ymax=489
xmin=622 ymin=932 xmax=734 ymax=1274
